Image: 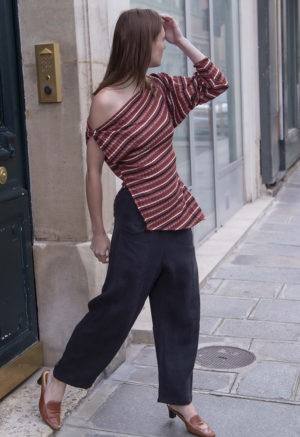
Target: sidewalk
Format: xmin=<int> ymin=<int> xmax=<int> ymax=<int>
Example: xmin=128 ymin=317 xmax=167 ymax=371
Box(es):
xmin=1 ymin=161 xmax=300 ymax=436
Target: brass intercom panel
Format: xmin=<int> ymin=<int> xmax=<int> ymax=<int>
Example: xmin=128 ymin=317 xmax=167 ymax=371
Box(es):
xmin=35 ymin=43 xmax=62 ymax=103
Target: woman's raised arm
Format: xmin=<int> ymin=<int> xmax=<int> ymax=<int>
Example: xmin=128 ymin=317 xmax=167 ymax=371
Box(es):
xmin=150 ymin=15 xmax=229 ymax=127
xmin=161 ymin=15 xmax=207 ymax=64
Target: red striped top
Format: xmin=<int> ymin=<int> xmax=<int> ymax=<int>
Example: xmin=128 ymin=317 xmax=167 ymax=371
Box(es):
xmin=86 ymin=56 xmax=229 ymax=231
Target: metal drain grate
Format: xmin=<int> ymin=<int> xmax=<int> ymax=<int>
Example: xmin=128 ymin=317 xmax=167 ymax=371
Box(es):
xmin=196 ymin=346 xmax=256 ymax=369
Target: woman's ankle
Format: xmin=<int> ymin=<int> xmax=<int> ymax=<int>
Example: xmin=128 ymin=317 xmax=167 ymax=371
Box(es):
xmin=48 ymin=371 xmax=66 ymax=394
xmin=169 ymin=403 xmax=196 ymax=421
xmin=50 ymin=370 xmax=66 ymax=388
xmin=170 ymin=402 xmax=192 ymax=408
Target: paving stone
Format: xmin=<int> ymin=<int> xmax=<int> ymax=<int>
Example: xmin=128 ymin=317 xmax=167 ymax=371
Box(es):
xmin=200 ymin=316 xmax=221 ymax=334
xmin=279 ymin=283 xmax=300 ymax=300
xmin=198 ymin=334 xmax=252 ymax=350
xmin=63 ymin=379 xmax=121 ymax=424
xmin=262 ymin=214 xmax=289 ymax=223
xmin=256 ymin=222 xmax=300 ymax=236
xmin=288 ymin=169 xmax=300 ymax=184
xmin=290 ymin=216 xmax=300 ymax=224
xmin=249 ymin=299 xmax=300 ymax=323
xmin=193 ymin=369 xmax=236 ymax=392
xmin=127 ymin=366 xmax=158 ymax=385
xmin=88 ymin=384 xmax=183 ymax=437
xmin=200 ymin=295 xmax=257 ymax=318
xmin=131 ymin=329 xmax=155 ymax=345
xmin=133 ymin=345 xmax=157 ymax=367
xmin=272 ymin=205 xmax=300 ymax=216
xmin=246 ymin=229 xmax=300 ymax=246
xmin=230 ymin=254 xmax=300 ymax=268
xmin=236 ymin=361 xmax=299 ymax=400
xmin=235 ymin=242 xmax=300 ymax=257
xmin=64 ymin=384 xmax=300 ymax=437
xmin=215 ymin=279 xmax=281 ymax=298
xmin=111 ymin=362 xmax=158 ymax=385
xmin=277 ymin=186 xmax=300 ymax=203
xmin=200 ymin=278 xmax=223 ymax=294
xmin=212 ymin=264 xmax=300 ymax=283
xmin=215 ymin=319 xmax=300 ymax=341
xmin=250 ymin=340 xmax=300 ymax=363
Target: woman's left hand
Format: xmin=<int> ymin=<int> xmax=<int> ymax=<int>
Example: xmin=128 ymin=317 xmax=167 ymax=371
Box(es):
xmin=161 ymin=15 xmax=185 ymax=46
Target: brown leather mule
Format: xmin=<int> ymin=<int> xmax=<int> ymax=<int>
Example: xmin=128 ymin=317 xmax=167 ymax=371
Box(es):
xmin=37 ymin=370 xmax=62 ymax=431
xmin=167 ymin=404 xmax=216 ymax=437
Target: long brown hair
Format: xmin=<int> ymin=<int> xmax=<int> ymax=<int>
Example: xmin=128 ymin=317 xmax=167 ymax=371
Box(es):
xmin=93 ymin=8 xmax=162 ymax=96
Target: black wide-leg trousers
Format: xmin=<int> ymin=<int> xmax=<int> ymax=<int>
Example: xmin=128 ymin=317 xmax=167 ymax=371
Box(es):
xmin=53 ymin=186 xmax=200 ymax=404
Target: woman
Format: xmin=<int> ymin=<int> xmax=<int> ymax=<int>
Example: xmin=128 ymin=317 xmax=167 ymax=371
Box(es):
xmin=38 ymin=8 xmax=228 ymax=437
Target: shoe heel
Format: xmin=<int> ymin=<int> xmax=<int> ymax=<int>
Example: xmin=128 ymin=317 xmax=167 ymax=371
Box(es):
xmin=167 ymin=406 xmax=176 ymax=419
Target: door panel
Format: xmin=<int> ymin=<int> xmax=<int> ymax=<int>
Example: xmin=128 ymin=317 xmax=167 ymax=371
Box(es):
xmin=0 ymin=0 xmax=42 ymax=397
xmin=0 ymin=192 xmax=38 ymax=366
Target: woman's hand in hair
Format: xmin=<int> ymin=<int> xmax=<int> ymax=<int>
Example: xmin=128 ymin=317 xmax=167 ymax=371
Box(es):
xmin=161 ymin=14 xmax=184 ymax=46
xmin=161 ymin=14 xmax=207 ymax=64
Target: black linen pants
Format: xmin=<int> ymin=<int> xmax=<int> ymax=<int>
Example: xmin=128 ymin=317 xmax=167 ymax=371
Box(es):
xmin=53 ymin=186 xmax=200 ymax=404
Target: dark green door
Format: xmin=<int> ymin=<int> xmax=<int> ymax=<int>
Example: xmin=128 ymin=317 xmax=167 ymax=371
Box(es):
xmin=0 ymin=0 xmax=41 ymax=397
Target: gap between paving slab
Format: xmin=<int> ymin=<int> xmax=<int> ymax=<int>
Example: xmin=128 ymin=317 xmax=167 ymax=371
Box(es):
xmin=132 ymin=194 xmax=273 ymax=343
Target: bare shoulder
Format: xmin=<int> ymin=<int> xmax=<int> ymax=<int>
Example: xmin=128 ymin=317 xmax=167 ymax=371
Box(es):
xmin=88 ymin=88 xmax=120 ymax=129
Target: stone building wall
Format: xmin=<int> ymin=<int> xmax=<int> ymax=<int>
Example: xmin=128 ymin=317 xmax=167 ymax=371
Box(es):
xmin=18 ymin=0 xmax=127 ymax=365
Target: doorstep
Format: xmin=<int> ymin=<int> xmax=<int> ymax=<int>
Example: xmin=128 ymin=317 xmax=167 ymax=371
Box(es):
xmin=131 ymin=194 xmax=274 ymax=344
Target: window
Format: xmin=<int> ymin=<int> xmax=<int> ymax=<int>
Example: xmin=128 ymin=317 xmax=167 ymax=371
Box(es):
xmin=213 ymin=0 xmax=242 ymax=167
xmin=130 ymin=0 xmax=244 ymax=242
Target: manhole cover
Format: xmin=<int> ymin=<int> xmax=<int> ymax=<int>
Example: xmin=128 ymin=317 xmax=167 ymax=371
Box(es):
xmin=196 ymin=346 xmax=256 ymax=369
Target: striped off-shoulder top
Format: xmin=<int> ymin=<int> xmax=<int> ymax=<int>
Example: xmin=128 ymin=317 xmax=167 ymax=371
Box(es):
xmin=86 ymin=56 xmax=229 ymax=231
